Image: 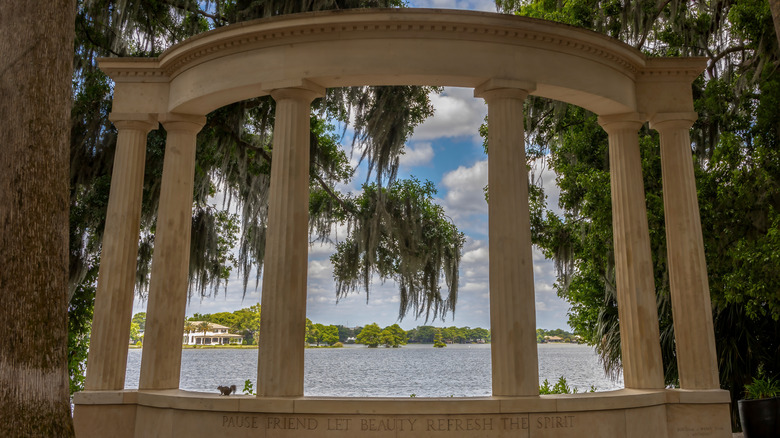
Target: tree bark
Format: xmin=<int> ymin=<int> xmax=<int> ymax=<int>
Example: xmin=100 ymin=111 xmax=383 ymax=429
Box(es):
xmin=0 ymin=0 xmax=77 ymax=436
xmin=771 ymin=0 xmax=780 ymax=51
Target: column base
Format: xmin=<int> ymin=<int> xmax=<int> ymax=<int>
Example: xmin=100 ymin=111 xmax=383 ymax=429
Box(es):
xmin=73 ymin=389 xmax=731 ymax=438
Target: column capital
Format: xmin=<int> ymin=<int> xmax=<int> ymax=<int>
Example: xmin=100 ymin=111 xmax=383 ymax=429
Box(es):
xmin=598 ymin=112 xmax=646 ymax=133
xmin=474 ymin=78 xmax=536 ymax=100
xmin=159 ymin=113 xmax=207 ymax=133
xmin=266 ymin=79 xmax=326 ymax=103
xmin=109 ymin=113 xmax=158 ymax=132
xmin=649 ymin=112 xmax=697 ymax=131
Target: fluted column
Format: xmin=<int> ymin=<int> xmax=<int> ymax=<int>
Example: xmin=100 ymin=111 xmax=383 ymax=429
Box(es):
xmin=651 ymin=112 xmax=719 ymax=389
xmin=475 ymin=82 xmax=539 ymax=397
xmin=85 ymin=115 xmax=157 ymax=390
xmin=138 ymin=114 xmax=205 ymax=390
xmin=599 ymin=114 xmax=664 ymax=389
xmin=258 ymin=85 xmax=324 ymax=397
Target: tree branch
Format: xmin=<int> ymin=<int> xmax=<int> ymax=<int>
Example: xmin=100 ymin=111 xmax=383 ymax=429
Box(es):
xmin=635 ymin=0 xmax=672 ymax=50
xmin=312 ymin=172 xmax=352 ymax=213
xmin=708 ymin=45 xmax=748 ymax=72
xmin=159 ymin=0 xmax=229 ymax=24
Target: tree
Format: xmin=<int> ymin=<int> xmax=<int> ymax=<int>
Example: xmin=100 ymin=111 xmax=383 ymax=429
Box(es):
xmin=320 ymin=325 xmax=340 ymax=346
xmin=305 ymin=319 xmax=320 ymax=345
xmin=0 ymin=0 xmax=76 ymax=435
xmin=770 ymin=0 xmax=780 ymax=48
xmin=471 ymin=327 xmax=490 ymax=343
xmin=311 ymin=324 xmax=328 ymax=346
xmin=131 ymin=312 xmax=147 ymax=331
xmin=129 ymin=322 xmax=142 ymax=344
xmin=379 ymin=329 xmax=395 ymax=348
xmin=433 ymin=329 xmax=446 ymax=348
xmin=335 ymin=325 xmax=355 ymax=342
xmin=209 ymin=312 xmax=239 ymax=330
xmin=381 ymin=324 xmax=408 ymax=348
xmin=332 ymin=179 xmax=465 ymax=322
xmin=408 ymin=325 xmax=437 ymax=343
xmin=234 ymin=304 xmax=261 ymax=344
xmin=356 ymin=323 xmax=382 ymax=348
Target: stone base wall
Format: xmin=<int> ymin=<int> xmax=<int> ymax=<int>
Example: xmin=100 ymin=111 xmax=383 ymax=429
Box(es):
xmin=73 ymin=389 xmax=731 ymax=438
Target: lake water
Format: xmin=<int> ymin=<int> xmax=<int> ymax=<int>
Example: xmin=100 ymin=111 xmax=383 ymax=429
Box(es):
xmin=124 ymin=343 xmax=623 ymax=396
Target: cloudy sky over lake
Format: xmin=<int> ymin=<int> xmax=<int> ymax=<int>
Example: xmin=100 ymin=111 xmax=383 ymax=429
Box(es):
xmin=133 ymin=0 xmax=572 ymax=331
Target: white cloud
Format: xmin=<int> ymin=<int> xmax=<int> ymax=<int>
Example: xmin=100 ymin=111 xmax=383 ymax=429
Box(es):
xmin=308 ymin=259 xmax=333 ymax=280
xmin=399 ymin=142 xmax=434 ymax=167
xmin=441 ymin=160 xmax=488 ymax=219
xmin=308 ymin=242 xmax=336 ymax=257
xmin=462 ymin=246 xmax=488 ymax=264
xmin=411 ymin=88 xmax=487 ymax=142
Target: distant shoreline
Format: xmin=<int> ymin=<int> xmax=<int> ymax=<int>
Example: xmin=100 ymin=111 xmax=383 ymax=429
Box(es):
xmin=129 ymin=342 xmax=586 ymax=350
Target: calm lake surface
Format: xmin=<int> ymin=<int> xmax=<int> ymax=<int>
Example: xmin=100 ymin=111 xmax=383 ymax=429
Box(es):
xmin=124 ymin=343 xmax=623 ymax=396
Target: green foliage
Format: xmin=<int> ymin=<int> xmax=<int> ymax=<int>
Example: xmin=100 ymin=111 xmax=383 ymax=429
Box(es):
xmin=243 ymin=379 xmax=255 ymax=396
xmin=380 ymin=324 xmax=408 ymax=348
xmin=433 ymin=329 xmax=446 ymax=348
xmin=335 ymin=325 xmax=357 ymax=343
xmin=129 ymin=322 xmax=141 ymax=344
xmin=321 ymin=325 xmax=340 ymax=346
xmin=536 ymin=328 xmax=578 ymax=343
xmin=356 ymin=323 xmax=382 ymax=348
xmin=68 ymin=270 xmax=96 ymax=395
xmin=308 ymin=323 xmax=340 ymax=346
xmin=131 ymin=312 xmax=146 ymax=331
xmin=331 ymin=178 xmax=465 ymax=322
xmin=405 ymin=325 xmax=490 ymax=343
xmin=743 ymin=374 xmax=780 ymax=400
xmin=538 ymin=376 xmax=595 ymax=394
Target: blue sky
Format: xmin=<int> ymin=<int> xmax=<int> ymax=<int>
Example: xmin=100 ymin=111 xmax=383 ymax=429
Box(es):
xmin=132 ymin=1 xmax=572 ymax=331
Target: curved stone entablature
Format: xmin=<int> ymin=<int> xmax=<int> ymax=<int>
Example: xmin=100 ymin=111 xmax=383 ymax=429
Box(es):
xmin=99 ymin=8 xmax=704 ymax=116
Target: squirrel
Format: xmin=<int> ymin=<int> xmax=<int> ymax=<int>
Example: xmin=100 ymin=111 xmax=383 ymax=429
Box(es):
xmin=217 ymin=385 xmax=237 ymax=396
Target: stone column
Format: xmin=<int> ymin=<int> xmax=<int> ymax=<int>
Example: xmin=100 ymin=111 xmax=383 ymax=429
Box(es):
xmin=475 ymin=81 xmax=539 ymax=397
xmin=651 ymin=112 xmax=719 ymax=389
xmin=258 ymin=84 xmax=324 ymax=397
xmin=85 ymin=114 xmax=157 ymax=390
xmin=598 ymin=114 xmax=664 ymax=389
xmin=138 ymin=114 xmax=205 ymax=390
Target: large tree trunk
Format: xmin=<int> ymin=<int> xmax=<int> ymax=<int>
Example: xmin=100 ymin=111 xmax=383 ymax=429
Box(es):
xmin=771 ymin=0 xmax=780 ymax=51
xmin=0 ymin=1 xmax=76 ymax=437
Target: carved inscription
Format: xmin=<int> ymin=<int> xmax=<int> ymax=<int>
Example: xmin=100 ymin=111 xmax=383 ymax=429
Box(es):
xmin=536 ymin=415 xmax=576 ymax=429
xmin=266 ymin=417 xmax=319 ymax=430
xmin=219 ymin=414 xmax=579 ymax=434
xmin=361 ymin=418 xmax=416 ymax=431
xmin=222 ymin=415 xmax=259 ymax=429
xmin=425 ymin=418 xmax=494 ymax=431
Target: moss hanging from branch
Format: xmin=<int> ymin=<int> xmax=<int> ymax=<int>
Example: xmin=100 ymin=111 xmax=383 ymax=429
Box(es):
xmin=331 ymin=179 xmax=465 ymax=322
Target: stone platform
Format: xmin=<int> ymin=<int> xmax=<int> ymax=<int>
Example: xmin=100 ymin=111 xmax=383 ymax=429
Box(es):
xmin=73 ymin=388 xmax=732 ymax=438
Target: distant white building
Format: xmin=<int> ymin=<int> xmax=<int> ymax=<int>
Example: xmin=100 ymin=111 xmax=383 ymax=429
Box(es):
xmin=183 ymin=322 xmax=242 ymax=345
